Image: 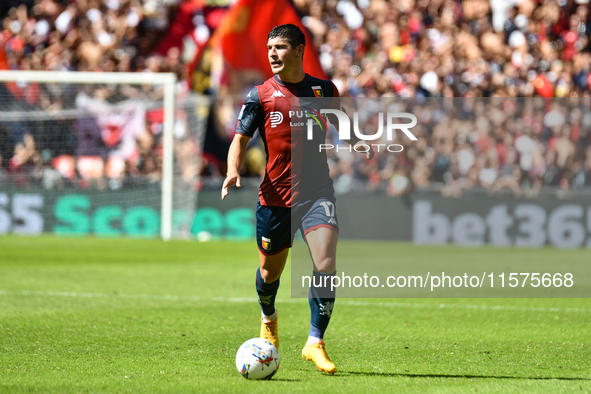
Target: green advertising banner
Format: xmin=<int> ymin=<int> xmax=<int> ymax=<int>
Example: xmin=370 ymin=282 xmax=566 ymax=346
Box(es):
xmin=0 ymin=188 xmax=257 ymax=239
xmin=2 ymin=187 xmax=591 ymax=250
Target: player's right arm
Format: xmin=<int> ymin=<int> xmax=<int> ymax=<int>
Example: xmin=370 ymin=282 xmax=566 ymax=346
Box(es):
xmin=222 ymin=133 xmax=250 ymax=200
xmin=221 ymin=87 xmax=262 ymax=200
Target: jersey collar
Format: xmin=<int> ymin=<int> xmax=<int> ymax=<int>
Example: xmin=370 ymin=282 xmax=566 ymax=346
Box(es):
xmin=274 ymin=74 xmax=309 ymax=87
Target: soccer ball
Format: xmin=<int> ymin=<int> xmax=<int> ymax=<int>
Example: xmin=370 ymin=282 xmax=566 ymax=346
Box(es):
xmin=235 ymin=338 xmax=280 ymax=380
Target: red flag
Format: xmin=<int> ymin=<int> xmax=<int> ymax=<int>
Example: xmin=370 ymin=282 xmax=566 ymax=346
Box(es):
xmin=211 ymin=0 xmax=326 ymax=80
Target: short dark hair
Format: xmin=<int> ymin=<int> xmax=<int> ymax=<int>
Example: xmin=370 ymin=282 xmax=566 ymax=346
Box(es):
xmin=268 ymin=24 xmax=306 ymax=50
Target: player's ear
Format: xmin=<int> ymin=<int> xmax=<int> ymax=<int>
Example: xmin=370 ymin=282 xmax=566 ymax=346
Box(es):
xmin=297 ymin=44 xmax=305 ymax=58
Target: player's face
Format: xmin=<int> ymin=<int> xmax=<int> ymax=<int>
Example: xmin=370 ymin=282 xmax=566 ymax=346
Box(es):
xmin=267 ymin=37 xmax=303 ymax=76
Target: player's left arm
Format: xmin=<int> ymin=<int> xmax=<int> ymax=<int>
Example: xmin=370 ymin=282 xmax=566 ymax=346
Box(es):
xmin=330 ymin=82 xmax=375 ymax=161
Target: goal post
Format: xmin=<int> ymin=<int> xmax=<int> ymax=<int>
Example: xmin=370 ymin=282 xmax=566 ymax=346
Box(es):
xmin=0 ymin=70 xmax=182 ymax=240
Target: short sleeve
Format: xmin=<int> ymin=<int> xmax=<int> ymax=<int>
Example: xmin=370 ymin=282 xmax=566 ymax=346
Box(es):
xmin=236 ymin=87 xmax=262 ymax=138
xmin=330 ymin=81 xmax=344 ymax=113
xmin=331 ymin=82 xmax=340 ymax=98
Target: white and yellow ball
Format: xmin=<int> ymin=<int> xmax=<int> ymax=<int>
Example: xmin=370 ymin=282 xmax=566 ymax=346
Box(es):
xmin=235 ymin=338 xmax=280 ymax=380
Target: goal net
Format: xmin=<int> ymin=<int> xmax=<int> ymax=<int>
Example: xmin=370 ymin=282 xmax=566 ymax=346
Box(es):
xmin=0 ymin=71 xmax=209 ymax=240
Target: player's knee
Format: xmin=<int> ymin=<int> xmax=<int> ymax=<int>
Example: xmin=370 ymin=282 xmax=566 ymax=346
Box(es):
xmin=315 ymin=257 xmax=335 ymax=274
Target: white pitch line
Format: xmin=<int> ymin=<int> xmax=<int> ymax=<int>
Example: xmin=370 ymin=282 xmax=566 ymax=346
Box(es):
xmin=0 ymin=290 xmax=589 ymax=313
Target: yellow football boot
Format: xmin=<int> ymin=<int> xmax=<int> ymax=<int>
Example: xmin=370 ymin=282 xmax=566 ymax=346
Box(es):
xmin=260 ymin=313 xmax=279 ymax=349
xmin=302 ymin=341 xmax=337 ymax=374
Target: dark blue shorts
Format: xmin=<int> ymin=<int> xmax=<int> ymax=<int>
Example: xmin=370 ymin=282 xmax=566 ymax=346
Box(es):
xmin=256 ymin=198 xmax=339 ymax=255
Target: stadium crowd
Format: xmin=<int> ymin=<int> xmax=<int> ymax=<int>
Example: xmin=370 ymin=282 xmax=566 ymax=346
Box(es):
xmin=1 ymin=0 xmax=591 ymax=196
xmin=0 ymin=0 xmax=186 ymax=75
xmin=0 ymin=0 xmax=192 ymax=188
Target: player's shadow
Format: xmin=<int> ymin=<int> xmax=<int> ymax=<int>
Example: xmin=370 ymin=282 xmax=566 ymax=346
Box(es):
xmin=343 ymin=371 xmax=589 ymax=381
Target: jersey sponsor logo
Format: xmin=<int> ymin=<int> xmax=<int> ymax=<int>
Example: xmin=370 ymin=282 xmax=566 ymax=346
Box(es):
xmin=288 ymin=109 xmax=328 ymax=129
xmin=312 ymin=86 xmax=323 ymax=97
xmin=238 ymin=105 xmax=246 ymax=120
xmin=272 ymin=90 xmax=285 ymax=98
xmin=262 ymin=236 xmax=271 ymax=250
xmin=269 ymin=111 xmax=283 ymax=128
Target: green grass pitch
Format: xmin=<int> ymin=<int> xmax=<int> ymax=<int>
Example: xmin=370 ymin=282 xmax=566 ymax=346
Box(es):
xmin=0 ymin=236 xmax=589 ymax=393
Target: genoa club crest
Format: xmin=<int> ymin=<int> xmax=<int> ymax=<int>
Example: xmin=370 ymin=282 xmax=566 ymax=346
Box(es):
xmin=262 ymin=236 xmax=271 ymax=251
xmin=312 ymin=86 xmax=323 ymax=97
